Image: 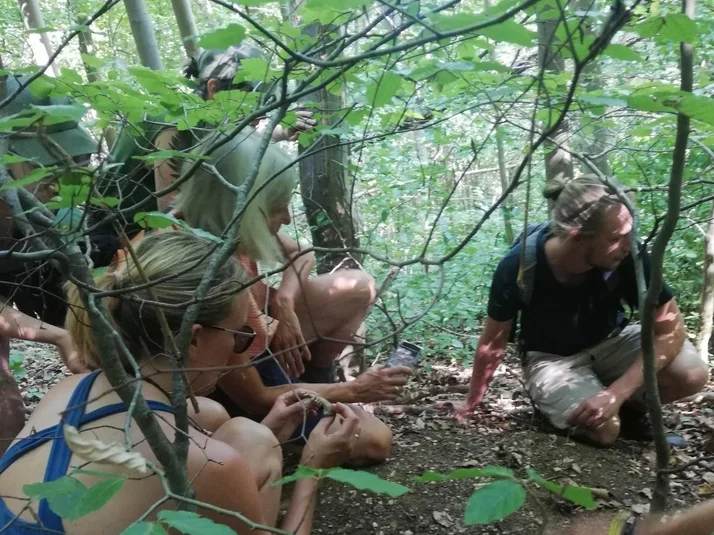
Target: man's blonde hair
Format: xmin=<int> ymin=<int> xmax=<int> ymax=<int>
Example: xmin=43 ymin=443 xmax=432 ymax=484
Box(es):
xmin=177 ymin=127 xmax=297 ymax=264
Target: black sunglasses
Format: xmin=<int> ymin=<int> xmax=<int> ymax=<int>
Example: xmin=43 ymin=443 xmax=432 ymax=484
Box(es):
xmin=200 ymin=323 xmax=256 ymax=353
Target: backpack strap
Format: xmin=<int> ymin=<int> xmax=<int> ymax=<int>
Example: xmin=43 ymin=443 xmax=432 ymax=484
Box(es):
xmin=517 ymin=229 xmax=540 ymax=307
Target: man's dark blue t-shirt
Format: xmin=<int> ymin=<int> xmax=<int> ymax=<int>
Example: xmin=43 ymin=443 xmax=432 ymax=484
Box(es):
xmin=487 ymin=226 xmax=674 ymax=356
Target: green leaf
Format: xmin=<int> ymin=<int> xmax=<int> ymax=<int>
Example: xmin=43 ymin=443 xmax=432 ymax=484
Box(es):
xmin=526 ymin=469 xmax=597 ymax=510
xmin=121 ymin=522 xmax=169 ymax=535
xmin=479 ymin=19 xmax=537 ymax=46
xmin=32 ymin=103 xmax=88 ymax=124
xmin=603 ymin=44 xmax=643 ymax=62
xmin=81 ymin=54 xmax=105 ymax=69
xmin=659 ymin=13 xmax=697 ymax=43
xmin=274 ymin=466 xmax=409 ymax=497
xmin=414 ymin=466 xmax=514 ymax=483
xmin=133 ymin=211 xmax=223 ymax=243
xmin=197 ymin=24 xmax=246 ymax=50
xmin=366 ymin=72 xmax=402 ymax=108
xmin=157 ymin=510 xmax=237 ymax=535
xmin=0 ymin=154 xmax=34 ymax=165
xmin=633 ymin=18 xmax=663 ymax=38
xmin=464 ymin=479 xmax=526 ymax=525
xmin=327 ymin=468 xmax=410 ymax=497
xmin=24 ymin=475 xmax=125 ymax=521
xmin=0 ymin=167 xmax=53 ymax=191
xmin=671 ymin=94 xmax=714 ymax=126
xmin=133 ymin=211 xmax=178 ymax=229
xmin=132 ymin=150 xmax=204 ymax=164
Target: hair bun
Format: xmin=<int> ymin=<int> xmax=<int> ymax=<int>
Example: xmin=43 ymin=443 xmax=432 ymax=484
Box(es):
xmin=542 ymin=178 xmax=568 ymax=201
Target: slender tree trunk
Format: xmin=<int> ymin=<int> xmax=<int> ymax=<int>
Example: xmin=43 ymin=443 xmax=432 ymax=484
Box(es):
xmin=496 ymin=126 xmax=515 ymax=244
xmin=697 ymin=202 xmax=714 ymax=362
xmin=537 ymin=14 xmax=574 ymax=204
xmin=76 ymin=18 xmax=117 ymax=150
xmin=576 ymin=0 xmax=612 ymax=176
xmin=77 ymin=19 xmax=98 ymax=83
xmin=170 ymin=0 xmax=200 ymax=59
xmin=123 ymin=0 xmax=164 ymax=70
xmin=638 ymin=0 xmax=696 ymax=513
xmin=17 ymin=0 xmax=59 ymax=76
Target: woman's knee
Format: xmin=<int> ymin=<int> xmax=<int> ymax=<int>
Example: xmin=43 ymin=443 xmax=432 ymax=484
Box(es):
xmin=190 ymin=397 xmax=231 ymax=433
xmin=213 ymin=417 xmax=283 ymax=486
xmin=349 ymin=410 xmax=392 ymax=466
xmin=337 ymin=270 xmax=376 ymax=314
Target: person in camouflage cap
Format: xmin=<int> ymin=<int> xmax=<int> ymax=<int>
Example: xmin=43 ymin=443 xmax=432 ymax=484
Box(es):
xmin=187 ymin=42 xmax=267 ymax=98
xmin=184 ymin=42 xmax=315 ymax=139
xmin=96 ymin=40 xmax=315 ymax=231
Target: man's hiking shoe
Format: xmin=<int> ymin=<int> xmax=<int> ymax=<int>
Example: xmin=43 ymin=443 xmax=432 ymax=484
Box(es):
xmin=619 ymin=404 xmax=653 ymax=442
xmin=619 ymin=405 xmax=688 ymax=448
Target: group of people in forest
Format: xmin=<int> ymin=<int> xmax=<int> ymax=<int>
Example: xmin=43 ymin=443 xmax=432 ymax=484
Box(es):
xmin=0 ymin=42 xmax=711 ymax=535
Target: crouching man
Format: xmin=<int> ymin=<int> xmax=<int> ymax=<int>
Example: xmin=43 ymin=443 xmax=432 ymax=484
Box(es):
xmin=460 ymin=176 xmax=708 ymax=446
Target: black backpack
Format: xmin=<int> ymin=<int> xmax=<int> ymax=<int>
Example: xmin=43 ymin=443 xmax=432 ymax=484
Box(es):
xmin=506 ymin=222 xmax=628 ymax=353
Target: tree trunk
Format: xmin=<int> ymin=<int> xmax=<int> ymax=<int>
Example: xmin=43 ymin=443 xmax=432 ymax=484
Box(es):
xmin=296 ymin=23 xmax=359 ymax=273
xmin=638 ymin=0 xmax=696 ymax=513
xmin=576 ymin=0 xmax=612 ymax=176
xmin=76 ymin=19 xmax=98 ymax=83
xmin=537 ymin=14 xmax=574 ymax=204
xmin=17 ymin=0 xmax=59 ymax=76
xmin=76 ymin=18 xmax=117 ymax=150
xmin=123 ymin=0 xmax=164 ymax=71
xmin=697 ymin=201 xmax=714 ymax=362
xmin=298 ymin=96 xmax=358 ymax=273
xmin=496 ymin=126 xmax=515 ymax=244
xmin=170 ymin=0 xmax=200 ymax=59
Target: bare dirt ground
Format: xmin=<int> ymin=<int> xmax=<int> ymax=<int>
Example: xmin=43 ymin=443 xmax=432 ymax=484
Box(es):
xmin=13 ymin=340 xmax=714 ymax=535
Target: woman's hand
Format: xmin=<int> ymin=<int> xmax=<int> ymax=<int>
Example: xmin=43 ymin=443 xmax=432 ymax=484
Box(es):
xmin=270 ymin=298 xmax=310 ymax=378
xmin=302 ymin=403 xmax=360 ymax=469
xmin=261 ymin=389 xmax=319 ymax=443
xmin=349 ymin=365 xmax=412 ymax=403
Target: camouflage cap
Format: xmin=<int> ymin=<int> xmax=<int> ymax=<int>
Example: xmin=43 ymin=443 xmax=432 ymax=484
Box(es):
xmin=195 ymin=42 xmax=265 ymax=83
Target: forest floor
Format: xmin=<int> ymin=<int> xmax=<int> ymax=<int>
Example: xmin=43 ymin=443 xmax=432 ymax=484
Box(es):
xmin=13 ymin=340 xmax=714 ymax=535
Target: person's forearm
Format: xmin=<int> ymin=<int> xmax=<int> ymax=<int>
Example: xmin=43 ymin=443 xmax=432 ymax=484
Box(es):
xmin=279 ymin=477 xmax=319 ymax=535
xmin=467 ymin=351 xmax=504 ymax=405
xmin=0 ymin=304 xmax=66 ymax=346
xmin=638 ymin=500 xmax=714 ymax=535
xmin=274 ymin=254 xmax=315 ymax=307
xmin=608 ymin=330 xmax=685 ymax=400
xmin=244 ymin=381 xmax=358 ymax=415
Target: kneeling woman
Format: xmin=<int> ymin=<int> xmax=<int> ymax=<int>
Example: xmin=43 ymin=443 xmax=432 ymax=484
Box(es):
xmin=0 ymin=231 xmax=358 ymax=534
xmin=178 ymin=129 xmax=412 ymax=465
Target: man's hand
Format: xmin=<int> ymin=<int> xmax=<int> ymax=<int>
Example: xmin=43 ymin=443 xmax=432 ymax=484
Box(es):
xmin=349 ymin=365 xmax=412 ymax=403
xmin=270 ymin=299 xmax=310 ymax=378
xmin=455 ymin=397 xmax=479 ymax=424
xmin=567 ymin=390 xmax=623 ymax=430
xmin=272 ymin=109 xmax=317 ymax=142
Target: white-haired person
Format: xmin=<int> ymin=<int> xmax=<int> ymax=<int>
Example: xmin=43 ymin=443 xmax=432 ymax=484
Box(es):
xmin=177 ymin=128 xmax=412 ymax=466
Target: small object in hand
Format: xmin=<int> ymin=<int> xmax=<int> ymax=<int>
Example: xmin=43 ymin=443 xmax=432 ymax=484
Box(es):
xmin=308 ymin=394 xmax=334 ymax=416
xmin=384 ymin=341 xmax=422 ymax=370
